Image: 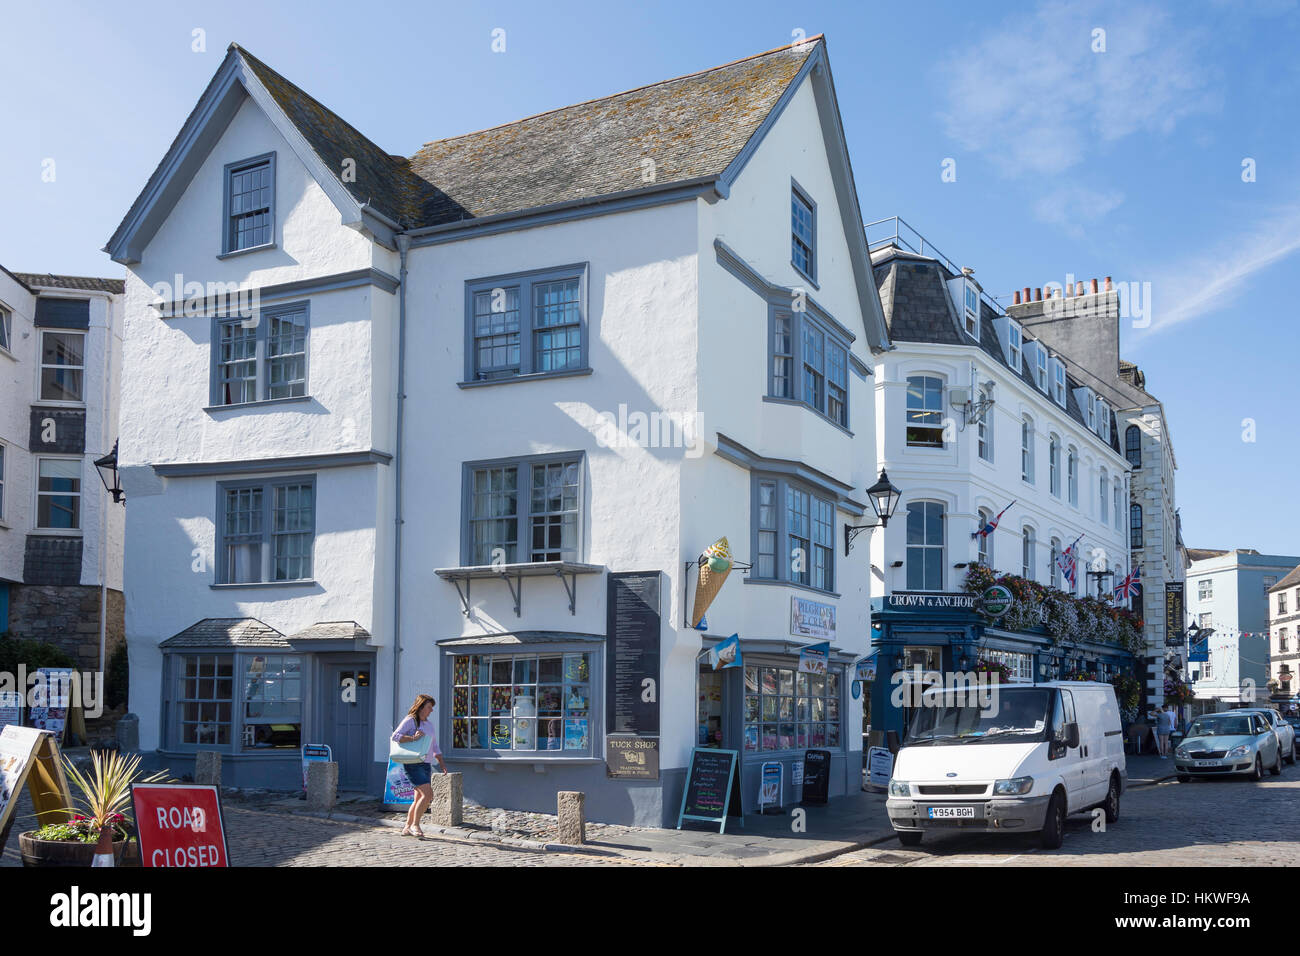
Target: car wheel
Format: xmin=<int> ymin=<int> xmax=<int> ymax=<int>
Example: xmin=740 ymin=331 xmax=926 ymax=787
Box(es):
xmin=1250 ymin=755 xmax=1263 ymax=781
xmin=1103 ymin=774 xmax=1121 ymax=823
xmin=1039 ymin=791 xmax=1066 ymax=850
xmin=1271 ymin=748 xmax=1283 ymax=776
xmin=897 ymin=830 xmax=923 ymax=847
xmin=1177 ymin=774 xmax=1191 ymax=783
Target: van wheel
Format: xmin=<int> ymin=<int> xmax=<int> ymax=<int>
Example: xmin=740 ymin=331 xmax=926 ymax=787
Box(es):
xmin=1249 ymin=755 xmax=1263 ymax=781
xmin=1039 ymin=792 xmax=1066 ymax=850
xmin=1102 ymin=775 xmax=1120 ymax=823
xmin=897 ymin=831 xmax=923 ymax=847
xmin=1177 ymin=774 xmax=1191 ymax=783
xmin=1271 ymin=749 xmax=1283 ymax=776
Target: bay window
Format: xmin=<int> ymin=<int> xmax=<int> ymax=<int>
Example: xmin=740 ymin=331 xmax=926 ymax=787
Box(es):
xmin=449 ymin=650 xmax=593 ymax=754
xmin=770 ymin=309 xmax=850 ymax=428
xmin=906 ymin=376 xmax=944 ymax=447
xmin=752 ymin=474 xmax=836 ymax=592
xmin=744 ymin=663 xmax=842 ymax=752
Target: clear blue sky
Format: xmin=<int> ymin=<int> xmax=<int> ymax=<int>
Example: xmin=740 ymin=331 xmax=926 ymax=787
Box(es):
xmin=3 ymin=0 xmax=1297 ymax=556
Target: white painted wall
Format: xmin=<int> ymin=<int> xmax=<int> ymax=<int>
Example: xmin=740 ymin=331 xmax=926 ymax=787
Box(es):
xmin=0 ymin=273 xmax=36 ymax=585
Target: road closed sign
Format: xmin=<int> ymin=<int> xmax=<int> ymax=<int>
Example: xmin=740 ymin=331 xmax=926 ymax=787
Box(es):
xmin=130 ymin=783 xmax=229 ymax=867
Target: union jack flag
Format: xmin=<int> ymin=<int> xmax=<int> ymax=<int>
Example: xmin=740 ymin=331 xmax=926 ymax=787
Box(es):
xmin=1056 ymin=534 xmax=1083 ymax=589
xmin=1114 ymin=564 xmax=1142 ymax=601
xmin=972 ymin=500 xmax=1017 ymax=540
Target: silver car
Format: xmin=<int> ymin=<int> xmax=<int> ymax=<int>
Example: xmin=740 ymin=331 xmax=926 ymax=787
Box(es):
xmin=1236 ymin=708 xmax=1297 ymax=765
xmin=1175 ymin=712 xmax=1282 ymax=781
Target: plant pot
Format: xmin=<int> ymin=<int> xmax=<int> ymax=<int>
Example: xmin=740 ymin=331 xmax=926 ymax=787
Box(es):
xmin=18 ymin=832 xmax=132 ymax=868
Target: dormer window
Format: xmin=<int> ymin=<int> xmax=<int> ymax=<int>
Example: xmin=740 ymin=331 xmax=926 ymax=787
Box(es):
xmin=1097 ymin=400 xmax=1111 ymax=441
xmin=1051 ymin=359 xmax=1066 ymax=406
xmin=1007 ymin=322 xmax=1022 ymax=373
xmin=1085 ymin=391 xmax=1096 ymax=430
xmin=963 ymin=282 xmax=979 ymax=339
xmin=1033 ymin=342 xmax=1048 ymax=391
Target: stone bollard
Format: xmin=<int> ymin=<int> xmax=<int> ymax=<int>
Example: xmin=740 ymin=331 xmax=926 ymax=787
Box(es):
xmin=194 ymin=751 xmax=221 ymax=787
xmin=306 ymin=761 xmax=338 ymax=811
xmin=557 ymin=791 xmax=586 ymax=845
xmin=116 ymin=714 xmax=139 ymax=753
xmin=427 ymin=772 xmax=463 ymax=827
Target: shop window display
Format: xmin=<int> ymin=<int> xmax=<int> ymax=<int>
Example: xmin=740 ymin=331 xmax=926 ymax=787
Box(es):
xmin=450 ymin=652 xmax=591 ymax=752
xmin=743 ymin=664 xmax=841 ymax=752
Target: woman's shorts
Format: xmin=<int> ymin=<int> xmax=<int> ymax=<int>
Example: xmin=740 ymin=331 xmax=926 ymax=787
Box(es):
xmin=404 ymin=761 xmax=432 ymax=786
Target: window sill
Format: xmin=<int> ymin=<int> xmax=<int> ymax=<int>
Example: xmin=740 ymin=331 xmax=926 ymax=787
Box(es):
xmin=904 ymin=444 xmax=948 ymax=454
xmin=744 ymin=577 xmax=841 ymax=600
xmin=217 ymin=242 xmax=277 ymax=260
xmin=204 ymin=396 xmax=313 ymax=414
xmin=0 ymin=346 xmax=16 ymax=363
xmin=210 ymin=580 xmax=317 ymax=590
xmin=761 ymin=396 xmax=852 ymax=436
xmin=33 ymin=400 xmax=87 ymax=409
xmin=28 ymin=528 xmax=82 ymax=536
xmin=790 ymin=262 xmax=819 ymax=291
xmin=457 ymin=367 xmax=593 ymax=389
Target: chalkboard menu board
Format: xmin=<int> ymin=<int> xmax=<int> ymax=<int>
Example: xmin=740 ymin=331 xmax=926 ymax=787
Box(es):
xmin=801 ymin=749 xmax=831 ymax=805
xmin=677 ymin=748 xmax=743 ymax=832
xmin=606 ymin=572 xmax=661 ymax=736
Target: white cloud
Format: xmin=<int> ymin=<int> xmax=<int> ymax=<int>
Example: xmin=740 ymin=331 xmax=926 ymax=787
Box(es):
xmin=1138 ymin=202 xmax=1300 ymax=335
xmin=1032 ymin=185 xmax=1125 ymax=236
xmin=939 ymin=1 xmax=1220 ymax=177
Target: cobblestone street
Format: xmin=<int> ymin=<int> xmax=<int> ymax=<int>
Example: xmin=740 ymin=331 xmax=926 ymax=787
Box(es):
xmin=816 ymin=775 xmax=1300 ymax=866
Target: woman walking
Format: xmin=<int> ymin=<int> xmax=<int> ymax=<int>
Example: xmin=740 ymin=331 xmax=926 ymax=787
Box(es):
xmin=392 ymin=694 xmax=449 ymax=837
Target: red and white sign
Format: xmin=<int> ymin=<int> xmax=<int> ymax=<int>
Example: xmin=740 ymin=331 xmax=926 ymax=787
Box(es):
xmin=130 ymin=783 xmax=229 ymax=867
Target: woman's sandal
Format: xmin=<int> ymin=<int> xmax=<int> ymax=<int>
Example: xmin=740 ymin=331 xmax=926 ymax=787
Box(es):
xmin=411 ymin=827 xmax=425 ymax=839
xmin=400 ymin=825 xmax=414 ymax=837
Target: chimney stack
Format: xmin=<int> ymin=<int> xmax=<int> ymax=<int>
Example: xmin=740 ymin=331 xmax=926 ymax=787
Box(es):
xmin=1076 ymin=281 xmax=1085 ymax=296
xmin=1014 ymin=290 xmax=1022 ymax=305
xmin=1034 ymin=287 xmax=1042 ymax=301
xmin=1023 ymin=286 xmax=1031 ymax=302
xmin=1104 ymin=276 xmax=1113 ymax=291
xmin=1090 ymin=278 xmax=1099 ymax=294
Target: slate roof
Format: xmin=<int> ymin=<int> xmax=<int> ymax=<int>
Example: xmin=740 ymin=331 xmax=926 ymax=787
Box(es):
xmin=232 ymin=40 xmax=816 ymax=230
xmin=1186 ymin=548 xmax=1230 ymax=563
xmin=159 ymin=618 xmax=290 ymax=648
xmin=872 ymin=245 xmax=1122 ymax=454
xmin=286 ymin=621 xmax=370 ymax=642
xmin=0 ymin=264 xmax=35 ymax=294
xmin=1270 ymin=566 xmax=1300 ymax=593
xmin=14 ymin=273 xmax=124 ymax=295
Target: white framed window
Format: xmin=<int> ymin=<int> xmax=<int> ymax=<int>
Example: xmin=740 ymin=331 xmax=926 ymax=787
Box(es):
xmin=1198 ymin=612 xmax=1213 ymax=630
xmin=1021 ymin=416 xmax=1035 ymax=484
xmin=984 ymin=649 xmax=1033 ymax=682
xmin=977 ymin=508 xmax=992 ymax=566
xmin=977 ymin=387 xmax=993 ymax=462
xmin=1007 ymin=321 xmax=1022 ymax=372
xmin=963 ymin=282 xmax=979 ymax=338
xmin=0 ymin=303 xmax=11 ymax=353
xmin=1085 ymin=391 xmax=1096 ymax=430
xmin=1281 ymin=593 xmax=1289 ymax=616
xmin=1198 ymin=578 xmax=1213 ymax=601
xmin=36 ymin=457 xmax=81 ymax=530
xmin=1113 ymin=479 xmax=1122 ymax=530
xmin=1067 ymin=446 xmax=1079 ymax=506
xmin=1022 ymin=526 xmax=1036 ymax=580
xmin=905 ymin=500 xmax=945 ymax=591
xmin=1050 ymin=537 xmax=1061 ymax=588
xmin=1052 ymin=359 xmax=1066 ymax=406
xmin=1099 ymin=468 xmax=1109 ymax=524
xmin=39 ymin=330 xmax=86 ymax=402
xmin=1034 ymin=342 xmax=1048 ymax=391
xmin=1097 ymin=400 xmax=1111 ymax=441
xmin=905 ymin=375 xmax=945 ymax=448
xmin=1049 ymin=435 xmax=1061 ymax=497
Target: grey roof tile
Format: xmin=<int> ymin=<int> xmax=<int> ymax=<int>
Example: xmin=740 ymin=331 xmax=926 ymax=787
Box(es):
xmin=159 ymin=618 xmax=289 ymax=648
xmin=14 ymin=273 xmax=124 ymax=294
xmin=286 ymin=621 xmax=370 ymax=642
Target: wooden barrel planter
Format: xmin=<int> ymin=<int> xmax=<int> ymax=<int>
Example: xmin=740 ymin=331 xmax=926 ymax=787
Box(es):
xmin=18 ymin=832 xmax=135 ymax=867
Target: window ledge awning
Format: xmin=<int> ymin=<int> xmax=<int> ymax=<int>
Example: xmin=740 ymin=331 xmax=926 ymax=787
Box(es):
xmin=433 ymin=562 xmax=606 ymax=618
xmin=700 ymin=635 xmax=858 ymax=663
xmin=435 ymin=630 xmax=605 ymax=648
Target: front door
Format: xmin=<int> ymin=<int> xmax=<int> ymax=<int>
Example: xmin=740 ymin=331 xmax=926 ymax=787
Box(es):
xmin=323 ymin=662 xmax=373 ymax=790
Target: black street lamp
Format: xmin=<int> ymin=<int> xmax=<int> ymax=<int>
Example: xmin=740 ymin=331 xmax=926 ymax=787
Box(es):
xmin=844 ymin=469 xmax=902 ymax=556
xmin=94 ymin=439 xmax=125 ymax=504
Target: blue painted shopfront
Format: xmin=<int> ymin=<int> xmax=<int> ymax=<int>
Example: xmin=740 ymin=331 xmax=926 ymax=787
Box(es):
xmin=866 ymin=592 xmax=1137 ymax=742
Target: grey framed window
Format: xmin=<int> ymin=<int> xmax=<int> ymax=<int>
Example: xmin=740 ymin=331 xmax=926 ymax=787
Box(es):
xmin=449 ymin=650 xmax=595 ymax=755
xmin=1130 ymin=504 xmax=1143 ymax=549
xmin=1050 ymin=537 xmax=1061 ymax=588
xmin=1021 ymin=416 xmax=1035 ymax=483
xmin=464 ymin=454 xmax=583 ymax=565
xmin=977 ymin=389 xmax=993 ymax=462
xmin=173 ymin=654 xmax=234 ymax=747
xmin=906 ymin=500 xmax=944 ymax=591
xmin=770 ymin=308 xmax=849 ymax=427
xmin=464 ymin=265 xmax=588 ymax=382
xmin=39 ymin=331 xmax=85 ymax=402
xmin=977 ymin=509 xmax=992 ymax=566
xmin=1049 ymin=435 xmax=1061 ymax=497
xmin=166 ymin=651 xmax=303 ymax=752
xmin=216 ymin=475 xmax=315 ymax=584
xmin=36 ymin=457 xmax=80 ymax=529
xmin=744 ymin=663 xmax=842 ymax=752
xmin=211 ymin=301 xmax=309 ymax=406
xmin=0 ymin=304 xmax=11 ymax=352
xmin=905 ymin=376 xmax=944 ymax=447
xmin=1022 ymin=526 xmax=1036 ymax=580
xmin=1099 ymin=469 xmax=1109 ymax=524
xmin=1067 ymin=446 xmax=1078 ymax=505
xmin=1125 ymin=425 xmax=1142 ymax=468
xmin=240 ymin=654 xmax=304 ymax=749
xmin=223 ymin=153 xmax=275 ymax=254
xmin=790 ymin=181 xmax=816 ymax=282
xmin=751 ymin=474 xmax=836 ymax=593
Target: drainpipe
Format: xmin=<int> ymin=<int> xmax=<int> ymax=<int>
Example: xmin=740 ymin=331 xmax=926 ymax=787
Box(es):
xmin=392 ymin=234 xmax=411 ymax=727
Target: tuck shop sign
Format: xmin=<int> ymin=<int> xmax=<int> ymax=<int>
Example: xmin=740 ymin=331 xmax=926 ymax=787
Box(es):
xmin=790 ymin=597 xmax=835 ymax=641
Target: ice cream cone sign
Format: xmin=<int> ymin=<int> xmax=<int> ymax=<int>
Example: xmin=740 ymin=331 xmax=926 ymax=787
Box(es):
xmin=690 ymin=537 xmax=733 ymax=627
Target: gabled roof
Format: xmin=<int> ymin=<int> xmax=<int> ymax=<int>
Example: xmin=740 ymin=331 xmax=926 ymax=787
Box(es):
xmin=159 ymin=617 xmax=289 ymax=648
xmin=1272 ymin=565 xmax=1300 ymax=593
xmin=14 ymin=273 xmax=124 ymax=295
xmin=104 ymin=38 xmax=889 ymax=350
xmin=0 ymin=264 xmax=35 ymax=294
xmin=1187 ymin=548 xmax=1230 ymax=563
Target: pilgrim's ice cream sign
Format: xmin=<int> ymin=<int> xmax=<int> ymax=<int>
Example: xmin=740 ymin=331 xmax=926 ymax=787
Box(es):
xmin=790 ymin=597 xmax=835 ymax=641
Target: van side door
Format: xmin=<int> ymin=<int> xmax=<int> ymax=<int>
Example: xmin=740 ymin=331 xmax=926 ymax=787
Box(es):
xmin=1048 ymin=689 xmax=1085 ymax=810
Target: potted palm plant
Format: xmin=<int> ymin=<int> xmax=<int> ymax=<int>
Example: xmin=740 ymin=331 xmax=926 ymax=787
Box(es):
xmin=18 ymin=750 xmax=169 ymax=867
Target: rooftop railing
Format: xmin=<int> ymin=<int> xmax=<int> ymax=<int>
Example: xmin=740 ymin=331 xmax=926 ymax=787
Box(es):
xmin=865 ymin=215 xmax=1008 ymax=317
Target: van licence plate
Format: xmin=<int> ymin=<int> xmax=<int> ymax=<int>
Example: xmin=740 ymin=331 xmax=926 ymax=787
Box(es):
xmin=928 ymin=806 xmax=976 ymax=819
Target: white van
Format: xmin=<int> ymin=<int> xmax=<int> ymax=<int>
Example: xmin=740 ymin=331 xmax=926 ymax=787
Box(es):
xmin=886 ymin=681 xmax=1126 ymax=849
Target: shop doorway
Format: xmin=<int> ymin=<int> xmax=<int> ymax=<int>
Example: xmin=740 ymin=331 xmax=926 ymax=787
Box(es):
xmin=697 ymin=663 xmax=727 ymax=749
xmin=323 ymin=661 xmax=373 ymax=790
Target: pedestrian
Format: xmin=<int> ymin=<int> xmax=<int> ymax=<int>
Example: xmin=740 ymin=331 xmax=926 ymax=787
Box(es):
xmin=391 ymin=693 xmax=449 ymax=838
xmin=1157 ymin=704 xmax=1174 ymax=758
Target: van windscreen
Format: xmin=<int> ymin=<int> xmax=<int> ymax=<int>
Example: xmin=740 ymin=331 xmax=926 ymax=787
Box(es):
xmin=906 ymin=688 xmax=1052 ymax=745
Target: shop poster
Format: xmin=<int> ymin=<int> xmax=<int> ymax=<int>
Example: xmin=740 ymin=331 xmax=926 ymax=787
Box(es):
xmin=798 ymin=641 xmax=830 ymax=676
xmin=708 ymin=634 xmax=742 ymax=670
xmin=0 ymin=692 xmax=21 ymax=734
xmin=759 ymin=761 xmax=782 ymax=811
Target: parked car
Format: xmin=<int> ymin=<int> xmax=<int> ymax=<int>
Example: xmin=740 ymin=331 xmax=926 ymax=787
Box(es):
xmin=1236 ymin=708 xmax=1296 ymax=765
xmin=1174 ymin=711 xmax=1282 ymax=782
xmin=886 ymin=681 xmax=1126 ymax=850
